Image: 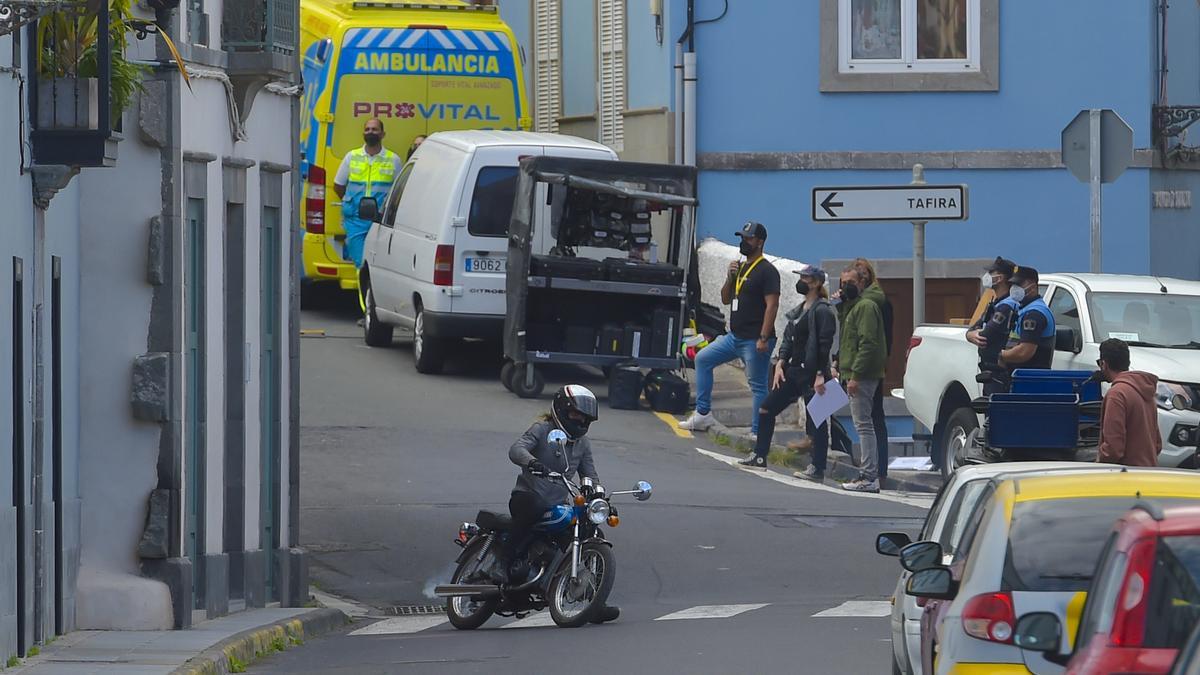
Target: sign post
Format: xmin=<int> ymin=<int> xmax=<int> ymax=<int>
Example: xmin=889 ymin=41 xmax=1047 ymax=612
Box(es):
xmin=812 ymin=177 xmax=968 ymax=328
xmin=1061 ymin=108 xmax=1133 ymax=273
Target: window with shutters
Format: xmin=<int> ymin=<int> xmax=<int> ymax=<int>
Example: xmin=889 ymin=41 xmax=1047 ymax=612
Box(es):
xmin=533 ymin=0 xmax=562 ymax=133
xmin=597 ymin=0 xmax=625 ymax=151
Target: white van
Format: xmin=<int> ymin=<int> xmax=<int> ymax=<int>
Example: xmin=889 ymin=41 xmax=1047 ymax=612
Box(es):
xmin=359 ymin=130 xmax=619 ymax=373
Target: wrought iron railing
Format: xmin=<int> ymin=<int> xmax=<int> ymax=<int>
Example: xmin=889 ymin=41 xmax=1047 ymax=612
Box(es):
xmin=1152 ymin=105 xmax=1200 ymax=165
xmin=222 ymin=0 xmax=295 ymax=55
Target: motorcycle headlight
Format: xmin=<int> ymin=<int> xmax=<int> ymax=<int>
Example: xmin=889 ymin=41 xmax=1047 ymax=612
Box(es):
xmin=1157 ymin=382 xmax=1193 ymax=411
xmin=587 ymin=498 xmax=611 ymax=525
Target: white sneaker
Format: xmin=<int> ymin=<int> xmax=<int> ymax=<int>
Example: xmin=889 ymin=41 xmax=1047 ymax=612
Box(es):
xmin=679 ymin=411 xmax=716 ymax=431
xmin=842 ymin=478 xmax=880 ymax=494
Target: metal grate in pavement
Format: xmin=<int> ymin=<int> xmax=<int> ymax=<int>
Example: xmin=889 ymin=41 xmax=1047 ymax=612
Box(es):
xmin=385 ymin=604 xmax=446 ymax=616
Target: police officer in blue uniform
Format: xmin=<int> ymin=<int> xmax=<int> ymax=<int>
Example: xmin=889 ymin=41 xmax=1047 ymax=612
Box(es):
xmin=968 ymin=257 xmax=1021 ymax=394
xmin=1000 ymin=266 xmax=1056 ymax=374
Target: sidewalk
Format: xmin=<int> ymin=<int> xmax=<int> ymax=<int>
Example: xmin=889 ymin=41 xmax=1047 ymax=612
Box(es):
xmin=6 ymin=605 xmax=347 ymax=675
xmin=696 ymin=363 xmax=942 ymax=494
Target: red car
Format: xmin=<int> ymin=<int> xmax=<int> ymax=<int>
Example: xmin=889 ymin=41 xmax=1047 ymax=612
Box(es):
xmin=1014 ymin=502 xmax=1200 ymax=674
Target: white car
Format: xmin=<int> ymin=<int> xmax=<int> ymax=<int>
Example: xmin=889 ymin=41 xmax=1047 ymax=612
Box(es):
xmin=358 ymin=131 xmax=617 ymax=373
xmin=902 ymin=273 xmax=1200 ymax=479
xmin=876 ymin=461 xmax=1125 ymax=675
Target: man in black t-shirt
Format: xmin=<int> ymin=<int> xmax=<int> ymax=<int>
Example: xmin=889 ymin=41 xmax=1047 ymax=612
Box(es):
xmin=680 ymin=222 xmax=781 ymax=441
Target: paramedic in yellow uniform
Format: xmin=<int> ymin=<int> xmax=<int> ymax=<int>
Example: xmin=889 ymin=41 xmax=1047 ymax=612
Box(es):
xmin=334 ymin=117 xmax=403 ymax=267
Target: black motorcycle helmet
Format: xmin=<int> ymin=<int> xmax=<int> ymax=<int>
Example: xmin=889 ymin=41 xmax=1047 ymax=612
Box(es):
xmin=551 ymin=384 xmax=599 ymax=440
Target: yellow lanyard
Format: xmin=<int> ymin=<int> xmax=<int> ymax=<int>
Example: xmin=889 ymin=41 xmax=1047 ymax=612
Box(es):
xmin=734 ymin=257 xmax=764 ymax=297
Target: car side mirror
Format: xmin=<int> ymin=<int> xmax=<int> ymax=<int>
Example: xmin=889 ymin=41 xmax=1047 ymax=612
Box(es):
xmin=905 ymin=567 xmax=957 ymax=600
xmin=358 ymin=196 xmax=380 ymax=222
xmin=1014 ymin=612 xmax=1063 ymax=653
xmin=634 ymin=481 xmax=653 ymax=501
xmin=1055 ymin=327 xmax=1081 ymax=354
xmin=876 ymin=532 xmax=913 ymax=557
xmin=900 ymin=541 xmax=944 ymax=573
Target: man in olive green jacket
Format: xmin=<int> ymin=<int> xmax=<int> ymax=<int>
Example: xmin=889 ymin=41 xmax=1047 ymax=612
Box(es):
xmin=835 ymin=266 xmax=887 ymax=492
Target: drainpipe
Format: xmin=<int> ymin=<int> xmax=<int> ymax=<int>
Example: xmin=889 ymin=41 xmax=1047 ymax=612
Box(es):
xmin=673 ymin=42 xmax=683 ymax=164
xmin=683 ymin=51 xmax=696 ymax=167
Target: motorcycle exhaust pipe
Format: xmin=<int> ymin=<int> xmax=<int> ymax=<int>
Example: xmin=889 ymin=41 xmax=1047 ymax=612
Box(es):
xmin=433 ymin=584 xmax=502 ymax=599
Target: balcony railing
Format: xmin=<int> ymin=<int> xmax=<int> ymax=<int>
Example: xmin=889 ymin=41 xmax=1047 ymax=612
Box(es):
xmin=223 ymin=0 xmax=295 ymax=55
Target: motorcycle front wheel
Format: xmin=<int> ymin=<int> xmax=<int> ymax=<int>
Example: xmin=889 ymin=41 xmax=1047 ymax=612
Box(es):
xmin=548 ymin=542 xmax=615 ymax=628
xmin=445 ymin=538 xmax=500 ymax=630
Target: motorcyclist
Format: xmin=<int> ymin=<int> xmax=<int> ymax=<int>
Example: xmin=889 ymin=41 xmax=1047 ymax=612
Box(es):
xmin=503 ymin=384 xmax=619 ymax=623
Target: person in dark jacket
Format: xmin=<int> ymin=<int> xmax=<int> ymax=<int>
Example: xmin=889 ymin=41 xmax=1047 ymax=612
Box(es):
xmin=503 ymin=384 xmax=619 ymax=622
xmin=741 ymin=266 xmax=837 ymax=473
xmin=967 ymin=257 xmax=1021 ymax=395
xmin=854 ymin=258 xmax=893 ymax=479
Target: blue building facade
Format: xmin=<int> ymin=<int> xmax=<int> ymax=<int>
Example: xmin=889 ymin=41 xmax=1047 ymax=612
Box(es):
xmin=502 ymin=0 xmax=1200 ymax=282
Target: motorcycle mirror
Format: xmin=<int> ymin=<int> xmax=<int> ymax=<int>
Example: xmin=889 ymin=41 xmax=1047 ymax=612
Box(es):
xmin=634 ymin=481 xmax=653 ymax=501
xmin=547 ymin=429 xmax=568 ymax=447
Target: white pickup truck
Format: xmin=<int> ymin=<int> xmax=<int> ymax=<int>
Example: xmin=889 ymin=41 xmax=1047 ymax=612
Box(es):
xmin=902 ymin=273 xmax=1200 ymax=479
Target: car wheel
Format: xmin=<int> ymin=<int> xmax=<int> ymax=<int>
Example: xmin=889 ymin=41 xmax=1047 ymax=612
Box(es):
xmin=413 ymin=306 xmax=446 ymax=374
xmin=940 ymin=407 xmax=978 ymax=481
xmin=362 ymin=287 xmax=393 ymax=347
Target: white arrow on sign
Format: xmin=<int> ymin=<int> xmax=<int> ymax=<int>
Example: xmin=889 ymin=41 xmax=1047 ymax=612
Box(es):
xmin=811 ymin=185 xmax=969 ymax=222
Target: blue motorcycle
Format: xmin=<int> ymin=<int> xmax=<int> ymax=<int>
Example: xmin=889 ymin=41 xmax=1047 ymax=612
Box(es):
xmin=434 ymin=429 xmax=653 ymax=629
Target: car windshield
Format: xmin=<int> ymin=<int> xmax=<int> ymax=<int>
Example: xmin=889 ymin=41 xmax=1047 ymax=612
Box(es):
xmin=1088 ymin=292 xmax=1200 ymax=348
xmin=1003 ymin=498 xmax=1199 ymax=593
xmin=1145 ymin=535 xmax=1200 ymax=649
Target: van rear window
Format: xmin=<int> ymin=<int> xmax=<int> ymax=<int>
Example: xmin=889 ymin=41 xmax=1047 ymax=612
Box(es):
xmin=468 ymin=167 xmax=518 ymax=238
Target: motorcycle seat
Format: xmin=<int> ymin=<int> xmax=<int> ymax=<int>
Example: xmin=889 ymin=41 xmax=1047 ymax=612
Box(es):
xmin=476 ymin=510 xmax=513 ymax=531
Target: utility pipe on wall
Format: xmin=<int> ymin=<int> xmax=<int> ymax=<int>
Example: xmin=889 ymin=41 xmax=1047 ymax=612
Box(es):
xmin=674 ymin=42 xmax=683 ymax=165
xmin=683 ymin=51 xmax=696 ymax=167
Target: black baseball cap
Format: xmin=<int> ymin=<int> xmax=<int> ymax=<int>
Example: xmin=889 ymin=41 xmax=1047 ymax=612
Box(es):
xmin=735 ymin=221 xmax=768 ymax=240
xmin=985 ymin=257 xmax=1018 ymax=278
xmin=1011 ymin=265 xmax=1040 ymax=285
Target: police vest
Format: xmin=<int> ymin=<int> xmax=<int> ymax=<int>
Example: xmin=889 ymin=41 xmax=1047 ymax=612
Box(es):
xmin=1009 ymin=297 xmax=1056 ymax=369
xmin=979 ymin=296 xmax=1021 ymax=360
xmin=342 ymin=148 xmax=398 ymax=217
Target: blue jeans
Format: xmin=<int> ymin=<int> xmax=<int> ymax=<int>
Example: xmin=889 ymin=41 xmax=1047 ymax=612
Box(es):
xmin=341 ymin=215 xmax=370 ymax=268
xmin=694 ymin=333 xmax=776 ymax=434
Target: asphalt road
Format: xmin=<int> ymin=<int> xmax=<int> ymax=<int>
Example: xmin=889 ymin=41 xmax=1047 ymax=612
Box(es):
xmin=252 ymin=298 xmax=935 ymax=674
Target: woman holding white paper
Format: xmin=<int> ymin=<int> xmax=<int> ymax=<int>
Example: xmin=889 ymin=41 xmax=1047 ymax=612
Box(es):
xmin=739 ymin=265 xmax=838 ymax=479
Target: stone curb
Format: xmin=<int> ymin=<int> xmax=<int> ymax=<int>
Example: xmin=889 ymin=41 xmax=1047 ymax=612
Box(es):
xmin=703 ymin=422 xmax=942 ymax=494
xmin=169 ymin=608 xmax=347 ymax=675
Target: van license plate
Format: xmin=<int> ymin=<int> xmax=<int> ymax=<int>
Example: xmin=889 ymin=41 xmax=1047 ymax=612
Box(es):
xmin=465 ymin=257 xmax=506 ymax=274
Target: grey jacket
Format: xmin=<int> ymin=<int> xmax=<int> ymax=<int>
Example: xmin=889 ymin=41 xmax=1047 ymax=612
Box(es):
xmin=777 ymin=297 xmax=838 ymax=380
xmin=509 ymin=419 xmax=598 ymax=505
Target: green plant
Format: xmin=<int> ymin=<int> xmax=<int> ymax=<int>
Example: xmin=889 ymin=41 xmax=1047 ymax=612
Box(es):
xmin=228 ymin=654 xmax=246 ymax=673
xmin=6 ymin=655 xmax=19 ymax=668
xmin=26 ymin=646 xmax=40 ymax=657
xmin=36 ymin=0 xmax=149 ymax=124
xmin=271 ymin=636 xmax=286 ymax=652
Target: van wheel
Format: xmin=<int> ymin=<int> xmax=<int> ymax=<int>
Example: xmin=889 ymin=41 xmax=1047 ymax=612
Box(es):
xmin=362 ymin=287 xmax=393 ymax=347
xmin=500 ymin=361 xmax=515 ymax=391
xmin=510 ymin=364 xmax=545 ymax=399
xmin=413 ymin=307 xmax=446 ymax=374
xmin=940 ymin=408 xmax=979 ymax=481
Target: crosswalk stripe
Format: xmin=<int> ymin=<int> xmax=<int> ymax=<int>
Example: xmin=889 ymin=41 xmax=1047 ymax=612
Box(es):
xmin=812 ymin=600 xmax=893 ymax=618
xmin=654 ymin=604 xmax=769 ymax=621
xmin=501 ymin=611 xmax=557 ymax=629
xmin=348 ymin=615 xmax=446 ymax=636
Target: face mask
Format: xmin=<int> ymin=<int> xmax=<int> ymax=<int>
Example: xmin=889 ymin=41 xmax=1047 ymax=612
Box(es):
xmin=1009 ymin=285 xmax=1026 ymax=303
xmin=841 ymin=283 xmax=859 ymax=301
xmin=364 ymin=133 xmax=382 ymax=146
xmin=795 ymin=280 xmax=810 ymax=295
xmin=738 ymin=239 xmax=754 ymax=256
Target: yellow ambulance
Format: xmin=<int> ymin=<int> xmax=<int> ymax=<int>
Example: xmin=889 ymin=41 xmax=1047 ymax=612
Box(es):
xmin=299 ymin=0 xmax=531 ymax=292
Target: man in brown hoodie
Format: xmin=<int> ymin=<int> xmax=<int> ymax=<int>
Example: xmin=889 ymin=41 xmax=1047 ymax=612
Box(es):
xmin=1096 ymin=338 xmax=1162 ymax=467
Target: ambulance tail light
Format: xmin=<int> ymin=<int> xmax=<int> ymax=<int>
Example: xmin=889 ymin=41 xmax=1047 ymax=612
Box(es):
xmin=305 ymin=165 xmax=327 ymax=235
xmin=434 ymin=245 xmax=454 ymax=286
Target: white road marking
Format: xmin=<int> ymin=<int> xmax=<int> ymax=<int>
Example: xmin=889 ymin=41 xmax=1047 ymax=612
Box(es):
xmin=310 ymin=588 xmax=374 ymax=618
xmin=813 ymin=601 xmax=893 ymax=618
xmin=654 ymin=604 xmax=769 ymax=621
xmin=348 ymin=616 xmax=446 ymax=636
xmin=695 ymin=447 xmax=935 ymax=508
xmin=501 ymin=612 xmax=557 ymax=629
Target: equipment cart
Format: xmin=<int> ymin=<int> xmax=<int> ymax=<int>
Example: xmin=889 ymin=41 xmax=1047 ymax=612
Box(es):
xmin=502 ymin=156 xmax=698 ymax=398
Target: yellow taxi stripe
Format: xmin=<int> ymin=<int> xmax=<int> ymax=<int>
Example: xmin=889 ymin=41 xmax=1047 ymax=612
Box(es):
xmin=654 ymin=412 xmax=692 ymax=439
xmin=1065 ymin=590 xmax=1088 ymax=648
xmin=948 ymin=664 xmax=1030 ymax=674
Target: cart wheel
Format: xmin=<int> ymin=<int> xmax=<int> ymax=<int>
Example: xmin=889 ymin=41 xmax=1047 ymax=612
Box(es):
xmin=511 ymin=365 xmax=545 ymax=399
xmin=500 ymin=361 xmax=515 ymax=392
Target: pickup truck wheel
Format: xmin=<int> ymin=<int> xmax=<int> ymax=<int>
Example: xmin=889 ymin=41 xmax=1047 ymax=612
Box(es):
xmin=941 ymin=408 xmax=979 ymax=481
